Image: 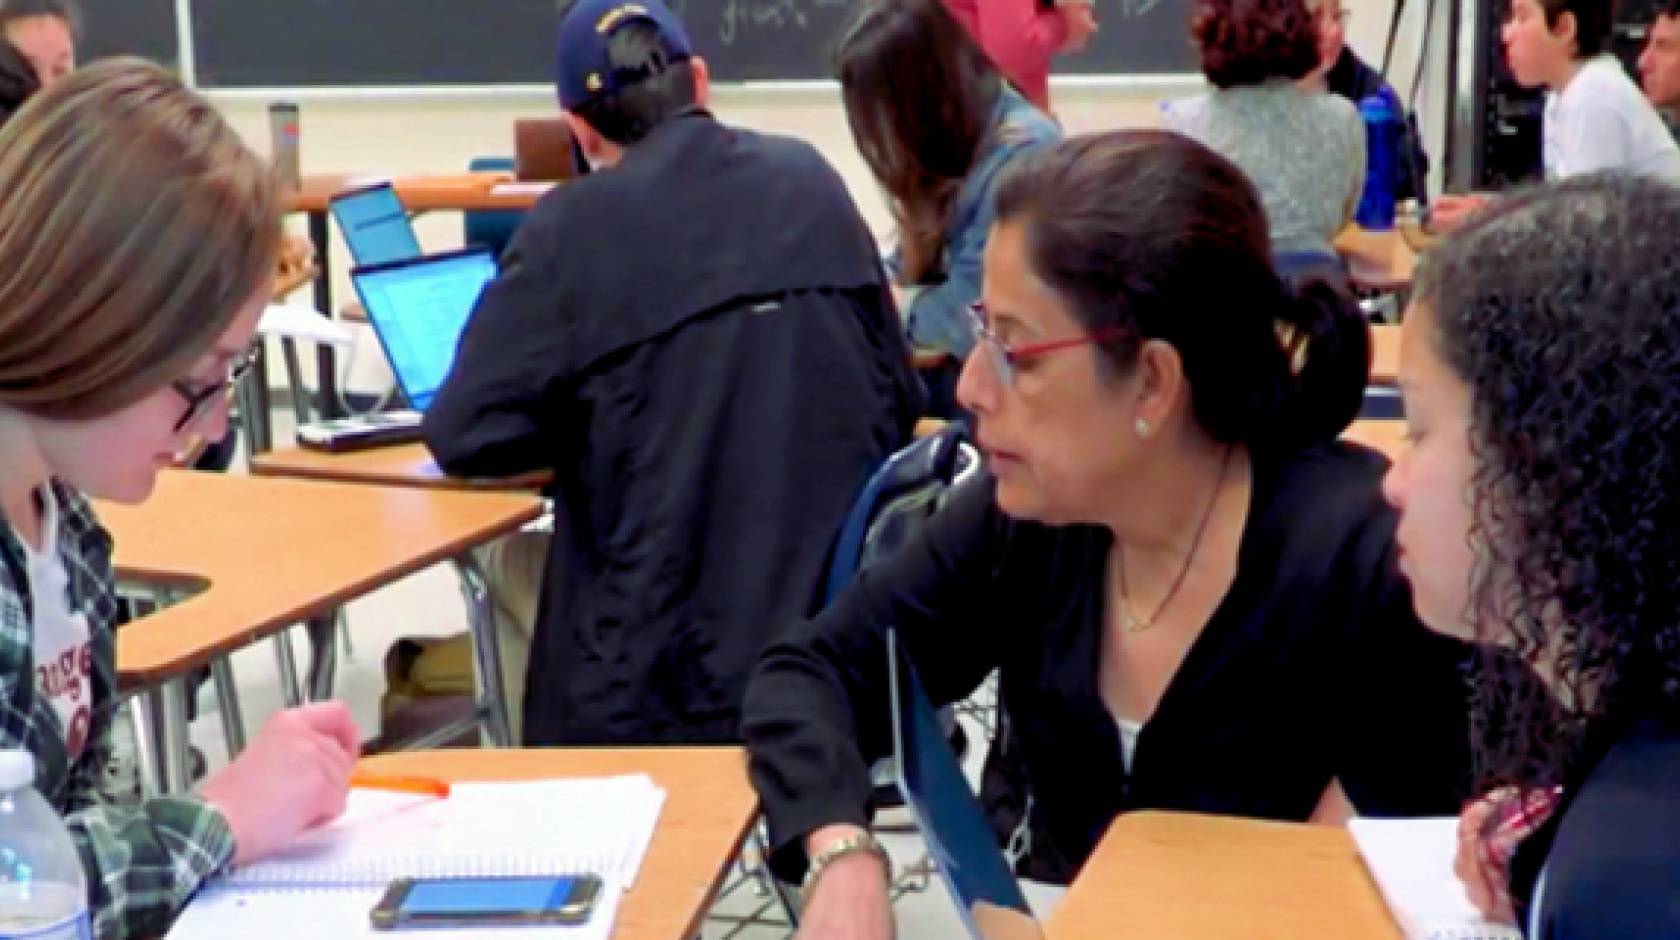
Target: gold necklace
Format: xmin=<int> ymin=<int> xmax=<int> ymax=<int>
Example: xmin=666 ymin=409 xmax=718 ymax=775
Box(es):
xmin=1115 ymin=445 xmax=1235 ymax=633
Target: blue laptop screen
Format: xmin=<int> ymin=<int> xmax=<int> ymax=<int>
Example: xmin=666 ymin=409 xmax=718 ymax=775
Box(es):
xmin=353 ymin=251 xmax=496 ymax=412
xmin=331 ymin=184 xmax=421 ymax=266
xmin=889 ymin=633 xmax=1037 ymax=938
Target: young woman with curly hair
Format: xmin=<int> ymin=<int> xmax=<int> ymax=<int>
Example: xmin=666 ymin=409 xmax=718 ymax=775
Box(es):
xmin=1386 ymin=173 xmax=1680 ymax=937
xmin=1161 ymin=0 xmax=1363 ymax=278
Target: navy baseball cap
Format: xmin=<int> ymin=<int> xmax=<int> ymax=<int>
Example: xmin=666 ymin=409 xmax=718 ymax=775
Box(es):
xmin=555 ymin=0 xmax=694 ymax=110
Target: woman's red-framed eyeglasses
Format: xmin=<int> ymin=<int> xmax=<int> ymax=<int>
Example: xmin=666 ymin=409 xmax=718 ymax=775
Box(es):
xmin=965 ymin=302 xmax=1128 ymax=387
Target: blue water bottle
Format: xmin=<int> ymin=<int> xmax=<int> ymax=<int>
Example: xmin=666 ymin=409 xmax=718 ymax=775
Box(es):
xmin=1355 ymin=88 xmax=1401 ymax=230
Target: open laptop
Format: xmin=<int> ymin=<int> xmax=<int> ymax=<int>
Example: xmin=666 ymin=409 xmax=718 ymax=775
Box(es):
xmin=329 ymin=180 xmax=423 ymax=266
xmin=888 ymin=630 xmax=1045 ymax=940
xmin=351 ymin=245 xmax=498 ymax=413
xmin=299 ymin=246 xmax=497 ymax=452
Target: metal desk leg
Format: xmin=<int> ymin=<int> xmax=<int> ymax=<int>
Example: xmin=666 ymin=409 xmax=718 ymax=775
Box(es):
xmin=274 ymin=628 xmax=305 ymax=709
xmin=454 ymin=553 xmax=512 ymax=747
xmin=307 ymin=210 xmax=343 ymax=419
xmin=305 ymin=612 xmax=340 ymax=702
xmin=210 ymin=657 xmax=248 ymax=757
xmin=128 ymin=695 xmax=164 ymax=799
xmin=281 ymin=337 xmax=315 ymax=428
xmin=157 ymin=682 xmax=192 ymax=795
xmin=240 ymin=346 xmax=274 ymax=455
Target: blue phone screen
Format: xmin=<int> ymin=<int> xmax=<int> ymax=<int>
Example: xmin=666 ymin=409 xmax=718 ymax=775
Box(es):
xmin=399 ymin=876 xmax=575 ymax=914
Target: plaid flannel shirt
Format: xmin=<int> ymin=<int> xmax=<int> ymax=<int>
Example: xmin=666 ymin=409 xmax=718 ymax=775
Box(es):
xmin=0 ymin=482 xmax=234 ymax=939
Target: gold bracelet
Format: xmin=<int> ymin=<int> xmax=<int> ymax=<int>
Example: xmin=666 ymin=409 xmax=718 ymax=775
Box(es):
xmin=803 ymin=830 xmax=892 ymax=894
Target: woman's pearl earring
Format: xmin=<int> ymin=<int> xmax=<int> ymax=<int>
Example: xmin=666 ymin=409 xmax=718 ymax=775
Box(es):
xmin=1135 ymin=418 xmax=1150 ymax=438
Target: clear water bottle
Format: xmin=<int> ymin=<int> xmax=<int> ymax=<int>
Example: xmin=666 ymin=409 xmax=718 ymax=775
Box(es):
xmin=0 ymin=750 xmax=90 ymax=940
xmin=1355 ymin=88 xmax=1402 ymax=231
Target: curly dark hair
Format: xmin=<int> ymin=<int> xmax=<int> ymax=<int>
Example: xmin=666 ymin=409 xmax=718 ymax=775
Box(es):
xmin=1191 ymin=0 xmax=1321 ymax=88
xmin=1416 ymin=173 xmax=1680 ymax=793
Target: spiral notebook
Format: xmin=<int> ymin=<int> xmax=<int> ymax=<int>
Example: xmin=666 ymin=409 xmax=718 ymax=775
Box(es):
xmin=168 ymin=775 xmax=664 ymax=938
xmin=1348 ymin=817 xmax=1524 ymax=940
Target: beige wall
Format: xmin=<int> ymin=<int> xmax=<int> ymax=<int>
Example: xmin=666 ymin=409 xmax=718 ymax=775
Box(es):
xmin=221 ymin=0 xmax=1435 ymax=395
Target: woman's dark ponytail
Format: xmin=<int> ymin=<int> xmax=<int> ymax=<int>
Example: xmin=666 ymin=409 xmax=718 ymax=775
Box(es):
xmin=1272 ymin=275 xmax=1369 ymax=450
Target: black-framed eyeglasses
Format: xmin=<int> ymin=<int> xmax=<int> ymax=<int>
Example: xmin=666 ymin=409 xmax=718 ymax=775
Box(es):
xmin=170 ymin=347 xmax=257 ymax=434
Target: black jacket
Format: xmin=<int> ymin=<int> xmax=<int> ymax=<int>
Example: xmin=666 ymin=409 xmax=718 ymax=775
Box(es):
xmin=1325 ymin=48 xmax=1430 ymax=204
xmin=424 ymin=110 xmax=925 ymax=745
xmin=1510 ymin=717 xmax=1680 ymax=937
xmin=743 ymin=442 xmax=1474 ymax=884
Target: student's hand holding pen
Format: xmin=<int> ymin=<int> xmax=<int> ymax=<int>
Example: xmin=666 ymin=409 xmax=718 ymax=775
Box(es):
xmin=201 ymin=701 xmax=361 ymax=867
xmin=1453 ymin=786 xmax=1560 ymax=925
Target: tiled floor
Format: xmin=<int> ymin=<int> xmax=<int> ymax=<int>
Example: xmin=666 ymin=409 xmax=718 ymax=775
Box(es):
xmin=134 ymin=411 xmax=1045 ymax=938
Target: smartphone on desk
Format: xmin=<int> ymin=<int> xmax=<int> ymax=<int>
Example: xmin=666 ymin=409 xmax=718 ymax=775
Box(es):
xmin=370 ymin=874 xmax=604 ymax=929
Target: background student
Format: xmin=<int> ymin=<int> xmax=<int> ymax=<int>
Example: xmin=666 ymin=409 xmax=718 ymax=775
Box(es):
xmin=0 ymin=0 xmax=74 ymax=85
xmin=1301 ymin=0 xmax=1430 ymax=205
xmin=743 ymin=131 xmax=1473 ymax=939
xmin=838 ymin=0 xmax=1059 ymax=413
xmin=1161 ymin=0 xmax=1364 ymax=280
xmin=1638 ymin=0 xmax=1680 ymax=129
xmin=0 ymin=61 xmax=357 ymax=939
xmin=1387 ymin=174 xmax=1680 ymax=937
xmin=938 ymin=0 xmax=1098 ymax=113
xmin=1434 ymin=0 xmax=1680 ymax=229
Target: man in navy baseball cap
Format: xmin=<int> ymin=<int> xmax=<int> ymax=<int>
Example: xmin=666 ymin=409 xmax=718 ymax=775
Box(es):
xmin=553 ymin=0 xmax=708 ymax=168
xmin=424 ymin=0 xmax=925 ymax=747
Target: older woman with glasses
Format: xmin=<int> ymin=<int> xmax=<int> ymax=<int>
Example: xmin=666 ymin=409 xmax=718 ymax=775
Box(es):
xmin=742 ymin=131 xmax=1475 ymax=938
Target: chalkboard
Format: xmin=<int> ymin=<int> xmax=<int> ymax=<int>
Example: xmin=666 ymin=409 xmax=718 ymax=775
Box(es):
xmin=1057 ymin=0 xmax=1197 ymax=77
xmin=190 ymin=0 xmax=1195 ymax=88
xmin=77 ymin=0 xmax=178 ymax=68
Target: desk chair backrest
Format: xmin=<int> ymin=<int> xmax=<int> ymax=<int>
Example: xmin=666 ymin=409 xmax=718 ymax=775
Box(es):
xmin=464 ymin=156 xmax=527 ymax=260
xmin=823 ymin=422 xmax=979 ymax=604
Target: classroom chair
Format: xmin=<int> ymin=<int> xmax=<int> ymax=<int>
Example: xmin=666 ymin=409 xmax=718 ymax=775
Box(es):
xmin=463 ymin=156 xmax=527 ymax=259
xmin=729 ymin=424 xmax=982 ymax=929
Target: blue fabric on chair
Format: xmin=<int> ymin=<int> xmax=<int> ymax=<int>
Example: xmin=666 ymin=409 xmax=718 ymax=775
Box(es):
xmin=822 ymin=422 xmax=974 ymax=604
xmin=464 ymin=156 xmax=527 ymax=260
xmin=1274 ymin=249 xmax=1350 ymax=290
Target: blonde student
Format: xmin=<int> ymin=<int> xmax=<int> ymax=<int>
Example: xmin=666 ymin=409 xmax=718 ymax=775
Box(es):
xmin=0 ymin=61 xmax=357 ymax=939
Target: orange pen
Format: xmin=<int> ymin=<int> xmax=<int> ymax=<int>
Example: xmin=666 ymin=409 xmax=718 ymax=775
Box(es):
xmin=349 ymin=771 xmax=452 ymax=799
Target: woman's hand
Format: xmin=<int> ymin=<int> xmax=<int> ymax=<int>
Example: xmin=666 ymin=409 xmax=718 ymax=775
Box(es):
xmin=1453 ymin=787 xmax=1557 ymax=926
xmin=1455 ymin=794 xmax=1518 ymax=923
xmin=796 ymin=825 xmax=895 ymax=940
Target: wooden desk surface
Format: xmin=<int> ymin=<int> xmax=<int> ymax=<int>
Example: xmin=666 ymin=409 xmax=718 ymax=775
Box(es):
xmin=1048 ymin=812 xmax=1401 ymax=940
xmin=98 ymin=470 xmax=542 ymax=686
xmin=358 ymin=747 xmax=757 ymax=940
xmin=285 ymin=172 xmax=550 ymax=214
xmin=253 ymin=443 xmax=550 ymax=491
xmin=1370 ymin=322 xmax=1399 ymax=385
xmin=1336 ymin=226 xmax=1416 ymax=293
